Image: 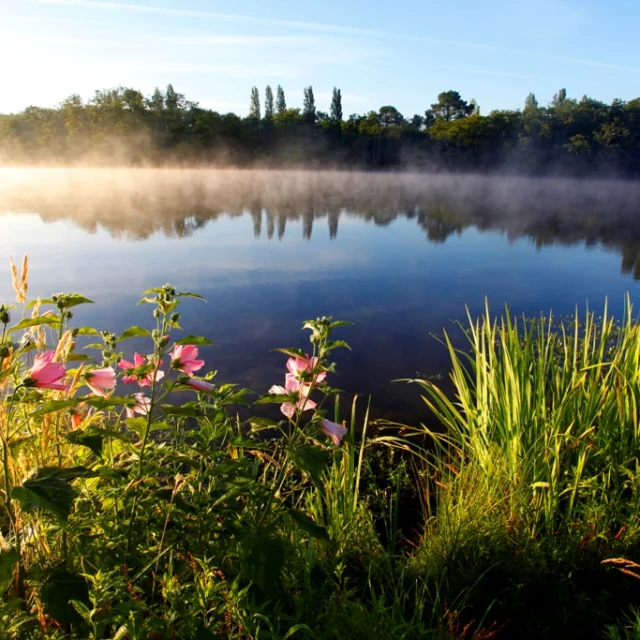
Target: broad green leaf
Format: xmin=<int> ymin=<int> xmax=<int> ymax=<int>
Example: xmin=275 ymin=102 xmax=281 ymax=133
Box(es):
xmin=161 ymin=404 xmax=200 ymax=417
xmin=0 ymin=548 xmax=18 ymax=595
xmin=34 ymin=466 xmax=98 ymax=481
xmin=256 ymin=394 xmax=291 ymax=404
xmin=66 ymin=429 xmax=104 ymax=457
xmin=66 ymin=353 xmax=94 ymax=362
xmin=118 ymin=326 xmax=151 ymax=341
xmin=13 ymin=477 xmax=76 ymax=522
xmin=75 ymin=326 xmax=100 ymax=335
xmin=287 ymin=509 xmax=329 ymax=541
xmin=32 ymin=399 xmax=81 ymax=417
xmin=83 ymin=343 xmax=104 ymax=350
xmin=85 ymin=396 xmax=135 ymax=410
xmin=173 ymin=335 xmax=213 ymax=346
xmin=39 ymin=570 xmax=89 ymax=626
xmin=56 ymin=294 xmax=94 ymax=309
xmin=9 ymin=316 xmax=60 ymax=333
xmin=141 ymin=287 xmax=164 ymax=295
xmin=155 ymin=487 xmax=196 ymax=514
xmin=290 ymin=445 xmax=330 ymax=487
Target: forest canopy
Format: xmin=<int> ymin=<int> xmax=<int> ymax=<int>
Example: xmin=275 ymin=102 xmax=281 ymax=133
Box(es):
xmin=1 ymin=84 xmax=639 ymax=176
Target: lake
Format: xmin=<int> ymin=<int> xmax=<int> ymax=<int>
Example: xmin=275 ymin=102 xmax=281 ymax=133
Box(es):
xmin=1 ymin=168 xmax=640 ymax=422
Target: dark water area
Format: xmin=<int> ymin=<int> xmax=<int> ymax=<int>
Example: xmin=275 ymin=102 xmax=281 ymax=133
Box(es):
xmin=1 ymin=168 xmax=640 ymax=424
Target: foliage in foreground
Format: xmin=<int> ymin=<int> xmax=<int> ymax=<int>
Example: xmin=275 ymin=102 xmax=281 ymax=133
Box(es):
xmin=4 ymin=258 xmax=640 ymax=637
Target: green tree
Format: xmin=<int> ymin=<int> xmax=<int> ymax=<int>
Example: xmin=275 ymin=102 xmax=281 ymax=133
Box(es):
xmin=303 ymin=86 xmax=316 ymax=124
xmin=431 ymin=91 xmax=474 ymax=122
xmin=264 ymin=86 xmax=274 ymax=119
xmin=276 ymin=85 xmax=286 ymax=114
xmin=249 ymin=86 xmax=261 ymax=119
xmin=330 ymin=87 xmax=343 ymax=123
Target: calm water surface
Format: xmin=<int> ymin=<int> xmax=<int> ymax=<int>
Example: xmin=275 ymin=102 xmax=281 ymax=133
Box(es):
xmin=1 ymin=169 xmax=640 ymax=421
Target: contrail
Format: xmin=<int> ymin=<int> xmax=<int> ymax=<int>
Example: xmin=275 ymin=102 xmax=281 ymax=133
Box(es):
xmin=36 ymin=0 xmax=640 ymax=75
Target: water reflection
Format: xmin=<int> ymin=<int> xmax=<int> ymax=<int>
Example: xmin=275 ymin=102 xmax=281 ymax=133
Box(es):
xmin=1 ymin=169 xmax=640 ymax=421
xmin=1 ymin=170 xmax=640 ymax=277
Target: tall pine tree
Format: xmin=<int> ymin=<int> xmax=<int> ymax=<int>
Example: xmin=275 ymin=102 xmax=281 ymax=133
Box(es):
xmin=303 ymin=86 xmax=316 ymax=123
xmin=276 ymin=85 xmax=286 ymax=114
xmin=249 ymin=86 xmax=261 ymax=119
xmin=330 ymin=87 xmax=342 ymax=123
xmin=264 ymin=85 xmax=274 ymax=119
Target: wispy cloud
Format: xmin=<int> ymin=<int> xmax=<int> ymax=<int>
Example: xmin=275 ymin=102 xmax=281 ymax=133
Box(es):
xmin=35 ymin=0 xmax=386 ymax=36
xmin=35 ymin=0 xmax=640 ymax=75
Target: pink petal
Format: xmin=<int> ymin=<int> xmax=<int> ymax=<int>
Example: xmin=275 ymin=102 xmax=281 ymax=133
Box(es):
xmin=118 ymin=359 xmax=134 ymax=370
xmin=280 ymin=402 xmax=295 ymax=419
xmin=269 ymin=385 xmax=287 ymax=395
xmin=320 ymin=419 xmax=348 ymax=446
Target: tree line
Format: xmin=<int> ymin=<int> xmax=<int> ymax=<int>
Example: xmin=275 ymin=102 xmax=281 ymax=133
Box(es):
xmin=1 ymin=83 xmax=639 ymax=175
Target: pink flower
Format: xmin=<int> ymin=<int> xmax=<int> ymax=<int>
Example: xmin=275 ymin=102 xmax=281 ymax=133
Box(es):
xmin=118 ymin=353 xmax=164 ymax=387
xmin=85 ymin=367 xmax=116 ymax=397
xmin=27 ymin=351 xmax=68 ymax=391
xmin=287 ymin=355 xmax=326 ymax=384
xmin=186 ymin=378 xmax=213 ymax=393
xmin=125 ymin=393 xmax=151 ymax=419
xmin=320 ymin=419 xmax=348 ymax=446
xmin=269 ymin=374 xmax=316 ymax=419
xmin=170 ymin=345 xmax=205 ymax=376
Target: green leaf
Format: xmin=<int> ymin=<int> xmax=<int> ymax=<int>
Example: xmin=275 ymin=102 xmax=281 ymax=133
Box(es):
xmin=118 ymin=326 xmax=151 ymax=341
xmin=66 ymin=353 xmax=94 ymax=362
xmin=241 ymin=534 xmax=285 ymax=591
xmin=66 ymin=429 xmax=104 ymax=457
xmin=161 ymin=404 xmax=200 ymax=417
xmin=177 ymin=291 xmax=206 ymax=301
xmin=256 ymin=394 xmax=291 ymax=404
xmin=273 ymin=347 xmax=306 ymax=359
xmin=9 ymin=316 xmax=60 ymax=333
xmin=32 ymin=399 xmax=81 ymax=417
xmin=141 ymin=287 xmax=164 ymax=295
xmin=57 ymin=294 xmax=94 ymax=309
xmin=83 ymin=343 xmax=104 ymax=350
xmin=85 ymin=396 xmax=135 ymax=410
xmin=34 ymin=466 xmax=98 ymax=481
xmin=290 ymin=445 xmax=330 ymax=487
xmin=173 ymin=335 xmax=213 ymax=346
xmin=326 ymin=339 xmax=351 ymax=351
xmin=40 ymin=570 xmax=89 ymax=626
xmin=13 ymin=477 xmax=76 ymax=522
xmin=75 ymin=326 xmax=100 ymax=335
xmin=287 ymin=509 xmax=330 ymax=541
xmin=0 ymin=548 xmax=18 ymax=595
xmin=26 ymin=298 xmax=54 ymax=309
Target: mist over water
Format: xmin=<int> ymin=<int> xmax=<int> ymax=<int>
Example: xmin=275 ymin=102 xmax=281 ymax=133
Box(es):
xmin=1 ymin=168 xmax=640 ymax=421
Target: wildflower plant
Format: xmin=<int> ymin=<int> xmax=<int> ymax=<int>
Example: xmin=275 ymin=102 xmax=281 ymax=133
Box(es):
xmin=0 ymin=260 xmax=354 ymax=637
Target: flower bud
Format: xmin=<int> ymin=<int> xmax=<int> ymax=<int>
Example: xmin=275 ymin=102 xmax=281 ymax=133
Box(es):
xmin=153 ymin=309 xmax=161 ymax=319
xmin=0 ymin=344 xmax=11 ymax=358
xmin=170 ymin=313 xmax=180 ymax=324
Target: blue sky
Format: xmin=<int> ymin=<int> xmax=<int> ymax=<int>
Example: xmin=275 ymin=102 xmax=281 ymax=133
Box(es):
xmin=1 ymin=0 xmax=639 ymax=117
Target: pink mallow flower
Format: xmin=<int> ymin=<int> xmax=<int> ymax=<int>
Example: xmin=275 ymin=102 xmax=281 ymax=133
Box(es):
xmin=118 ymin=353 xmax=164 ymax=387
xmin=320 ymin=419 xmax=348 ymax=446
xmin=85 ymin=367 xmax=116 ymax=397
xmin=125 ymin=393 xmax=151 ymax=419
xmin=287 ymin=355 xmax=326 ymax=384
xmin=187 ymin=378 xmax=213 ymax=393
xmin=269 ymin=374 xmax=316 ymax=419
xmin=170 ymin=345 xmax=205 ymax=376
xmin=27 ymin=351 xmax=68 ymax=391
